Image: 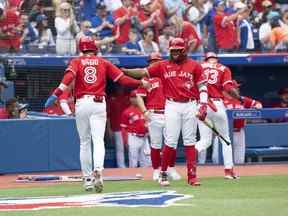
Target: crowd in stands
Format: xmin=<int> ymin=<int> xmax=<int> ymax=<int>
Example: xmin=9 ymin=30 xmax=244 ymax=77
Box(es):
xmin=0 ymin=0 xmax=288 ymax=54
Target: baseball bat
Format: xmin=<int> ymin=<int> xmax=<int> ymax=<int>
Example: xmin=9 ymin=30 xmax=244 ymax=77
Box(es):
xmin=202 ymin=119 xmax=231 ymax=146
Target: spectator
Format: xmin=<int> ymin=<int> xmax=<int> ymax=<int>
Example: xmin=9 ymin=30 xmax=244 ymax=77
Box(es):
xmin=282 ymin=9 xmax=288 ymax=25
xmin=90 ymin=3 xmax=115 ymax=39
xmin=269 ymin=16 xmax=288 ymax=51
xmin=28 ymin=0 xmax=44 ymax=24
xmin=18 ymin=102 xmax=29 ymax=119
xmin=19 ymin=14 xmax=38 ymax=51
xmin=0 ymin=6 xmax=21 ymax=52
xmin=275 ymin=0 xmax=288 ymax=13
xmin=271 ymin=87 xmax=288 ymax=122
xmin=213 ymin=0 xmax=246 ymax=52
xmin=0 ymin=78 xmax=7 ymax=107
xmin=113 ymin=0 xmax=138 ymax=45
xmin=0 ymin=97 xmax=19 ymax=119
xmin=35 ymin=14 xmax=55 ymax=49
xmin=163 ymin=0 xmax=186 ymax=18
xmin=76 ymin=20 xmax=93 ymax=46
xmin=158 ymin=25 xmax=174 ymax=54
xmin=236 ymin=2 xmax=255 ymax=52
xmin=121 ymin=28 xmax=142 ymax=55
xmin=55 ymin=2 xmax=79 ymax=55
xmin=138 ymin=28 xmax=159 ymax=54
xmin=103 ymin=0 xmax=122 ymax=12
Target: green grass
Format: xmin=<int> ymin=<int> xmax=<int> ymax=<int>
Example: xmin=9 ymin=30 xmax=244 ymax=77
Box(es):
xmin=0 ymin=175 xmax=288 ymax=216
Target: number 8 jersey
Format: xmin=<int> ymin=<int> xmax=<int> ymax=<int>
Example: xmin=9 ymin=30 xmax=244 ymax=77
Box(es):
xmin=65 ymin=55 xmax=124 ymax=99
xmin=201 ymin=62 xmax=233 ymax=98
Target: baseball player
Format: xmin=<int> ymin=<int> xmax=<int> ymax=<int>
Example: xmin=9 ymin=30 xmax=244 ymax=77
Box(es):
xmin=122 ymin=38 xmax=208 ymax=187
xmin=135 ymin=52 xmax=181 ymax=181
xmin=120 ymin=90 xmax=151 ymax=168
xmin=223 ymin=80 xmax=262 ymax=164
xmin=196 ymin=52 xmax=242 ymax=179
xmin=44 ymin=36 xmax=150 ymax=193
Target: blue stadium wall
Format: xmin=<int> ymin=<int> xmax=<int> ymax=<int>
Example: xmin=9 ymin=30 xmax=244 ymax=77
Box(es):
xmin=0 ymin=54 xmax=288 ymax=173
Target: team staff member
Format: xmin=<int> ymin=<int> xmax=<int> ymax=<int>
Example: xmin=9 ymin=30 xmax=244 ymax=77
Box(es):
xmin=223 ymin=80 xmax=262 ymax=164
xmin=121 ymin=90 xmax=151 ymax=168
xmin=44 ymin=36 xmax=150 ymax=193
xmin=122 ymin=38 xmax=208 ymax=187
xmin=135 ymin=52 xmax=181 ymax=181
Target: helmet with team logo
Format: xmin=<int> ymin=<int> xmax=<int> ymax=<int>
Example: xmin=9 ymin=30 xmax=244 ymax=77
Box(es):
xmin=79 ymin=36 xmax=98 ymax=53
xmin=169 ymin=38 xmax=187 ymax=63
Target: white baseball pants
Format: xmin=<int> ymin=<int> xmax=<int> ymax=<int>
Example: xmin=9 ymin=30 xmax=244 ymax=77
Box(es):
xmin=233 ymin=128 xmax=245 ymax=164
xmin=128 ymin=133 xmax=151 ymax=168
xmin=164 ymin=100 xmax=198 ymax=148
xmin=148 ymin=112 xmax=165 ymax=149
xmin=196 ymin=100 xmax=233 ymax=169
xmin=75 ymin=95 xmax=106 ymax=178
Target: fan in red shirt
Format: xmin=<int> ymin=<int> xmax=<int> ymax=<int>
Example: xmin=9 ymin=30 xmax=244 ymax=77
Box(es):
xmin=134 ymin=52 xmax=181 ymax=181
xmin=120 ymin=90 xmax=151 ymax=168
xmin=0 ymin=7 xmax=21 ymax=51
xmin=213 ymin=0 xmax=248 ymax=52
xmin=44 ymin=36 xmax=150 ymax=193
xmin=223 ymin=80 xmax=262 ymax=164
xmin=122 ymin=38 xmax=208 ymax=187
xmin=106 ymin=85 xmax=130 ymax=168
xmin=113 ymin=0 xmax=138 ymax=44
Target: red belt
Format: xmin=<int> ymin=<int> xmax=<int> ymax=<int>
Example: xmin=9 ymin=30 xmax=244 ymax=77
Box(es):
xmin=149 ymin=109 xmax=164 ymax=114
xmin=167 ymin=97 xmax=194 ymax=103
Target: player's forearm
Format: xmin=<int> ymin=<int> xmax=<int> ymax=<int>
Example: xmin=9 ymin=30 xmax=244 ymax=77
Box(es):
xmin=122 ymin=68 xmax=147 ymax=78
xmin=226 ymin=87 xmax=240 ymax=100
xmin=198 ymin=83 xmax=208 ymax=104
xmin=117 ymin=75 xmax=141 ymax=88
xmin=53 ymin=72 xmax=75 ymax=97
xmin=136 ymin=95 xmax=147 ymax=113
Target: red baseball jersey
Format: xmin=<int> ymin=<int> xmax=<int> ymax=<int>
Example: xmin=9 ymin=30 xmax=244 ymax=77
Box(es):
xmin=120 ymin=105 xmax=147 ymax=135
xmin=0 ymin=9 xmax=21 ymax=49
xmin=201 ymin=62 xmax=233 ymax=98
xmin=65 ymin=55 xmax=123 ymax=99
xmin=214 ymin=13 xmax=238 ymax=49
xmin=136 ymin=77 xmax=165 ymax=110
xmin=0 ymin=107 xmax=8 ymax=119
xmin=58 ymin=89 xmax=75 ymax=114
xmin=107 ymin=92 xmax=130 ymax=131
xmin=146 ymin=59 xmax=206 ymax=101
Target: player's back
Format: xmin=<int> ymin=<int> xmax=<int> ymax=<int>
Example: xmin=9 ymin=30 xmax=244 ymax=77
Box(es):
xmin=201 ymin=62 xmax=231 ymax=98
xmin=71 ymin=55 xmax=122 ymax=99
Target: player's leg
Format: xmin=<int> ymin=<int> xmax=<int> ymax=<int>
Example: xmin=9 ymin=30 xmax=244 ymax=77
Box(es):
xmin=75 ymin=99 xmax=93 ymax=191
xmin=233 ymin=128 xmax=246 ymax=164
xmin=211 ymin=101 xmax=238 ymax=179
xmin=128 ymin=134 xmax=142 ymax=168
xmin=139 ymin=137 xmax=151 ymax=167
xmin=89 ymin=101 xmax=107 ymax=192
xmin=160 ymin=100 xmax=182 ymax=186
xmin=148 ymin=113 xmax=164 ymax=180
xmin=182 ymin=101 xmax=200 ymax=186
xmin=114 ymin=131 xmax=126 ymax=168
xmin=212 ymin=136 xmax=220 ymax=164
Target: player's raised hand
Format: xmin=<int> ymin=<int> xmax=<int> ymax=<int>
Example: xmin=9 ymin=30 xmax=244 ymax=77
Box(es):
xmin=44 ymin=95 xmax=58 ymax=108
xmin=196 ymin=103 xmax=208 ymax=121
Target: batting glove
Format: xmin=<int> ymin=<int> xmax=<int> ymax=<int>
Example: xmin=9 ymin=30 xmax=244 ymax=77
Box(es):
xmin=44 ymin=95 xmax=58 ymax=108
xmin=197 ymin=103 xmax=208 ymax=121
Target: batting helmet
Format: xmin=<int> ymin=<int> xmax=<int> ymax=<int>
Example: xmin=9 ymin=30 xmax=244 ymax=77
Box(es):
xmin=148 ymin=52 xmax=162 ymax=63
xmin=205 ymin=52 xmax=218 ymax=60
xmin=79 ymin=36 xmax=98 ymax=53
xmin=169 ymin=38 xmax=186 ymax=50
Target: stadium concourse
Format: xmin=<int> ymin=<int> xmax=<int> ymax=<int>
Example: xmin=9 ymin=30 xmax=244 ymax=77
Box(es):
xmin=0 ymin=164 xmax=288 ymax=189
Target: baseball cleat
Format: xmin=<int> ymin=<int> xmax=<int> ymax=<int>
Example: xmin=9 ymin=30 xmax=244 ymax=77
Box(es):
xmin=224 ymin=168 xmax=240 ymax=180
xmin=188 ymin=177 xmax=201 ymax=186
xmin=83 ymin=177 xmax=95 ymax=191
xmin=159 ymin=171 xmax=170 ymax=186
xmin=93 ymin=170 xmax=104 ymax=193
xmin=152 ymin=169 xmax=160 ymax=181
xmin=167 ymin=167 xmax=182 ymax=180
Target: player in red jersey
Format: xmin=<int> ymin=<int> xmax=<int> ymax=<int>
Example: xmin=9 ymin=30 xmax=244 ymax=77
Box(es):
xmin=44 ymin=36 xmax=150 ymax=193
xmin=122 ymin=38 xmax=208 ymax=187
xmin=120 ymin=90 xmax=151 ymax=168
xmin=196 ymin=52 xmax=250 ymax=179
xmin=223 ymin=80 xmax=262 ymax=164
xmin=135 ymin=52 xmax=181 ymax=181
